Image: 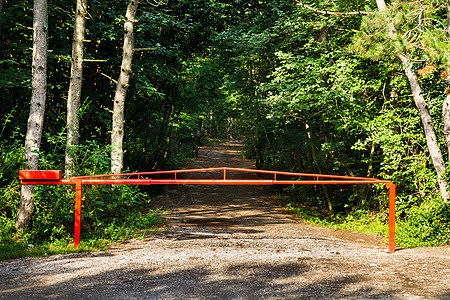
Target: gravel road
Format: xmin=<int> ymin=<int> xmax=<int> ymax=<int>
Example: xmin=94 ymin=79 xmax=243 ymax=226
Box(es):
xmin=1 ymin=141 xmax=449 ymax=299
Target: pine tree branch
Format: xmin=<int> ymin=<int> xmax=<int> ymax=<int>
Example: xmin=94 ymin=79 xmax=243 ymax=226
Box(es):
xmin=295 ymin=0 xmax=374 ymax=16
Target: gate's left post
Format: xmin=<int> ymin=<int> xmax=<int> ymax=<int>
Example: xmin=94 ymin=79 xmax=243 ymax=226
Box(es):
xmin=74 ymin=179 xmax=82 ymax=247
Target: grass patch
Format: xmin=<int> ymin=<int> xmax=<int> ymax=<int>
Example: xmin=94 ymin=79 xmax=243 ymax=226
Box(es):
xmin=286 ymin=202 xmax=388 ymax=238
xmin=0 ymin=226 xmax=164 ymax=261
xmin=282 ymin=196 xmax=450 ymax=248
xmin=0 ymin=240 xmax=107 ymax=261
xmin=0 ymin=210 xmax=166 ymax=261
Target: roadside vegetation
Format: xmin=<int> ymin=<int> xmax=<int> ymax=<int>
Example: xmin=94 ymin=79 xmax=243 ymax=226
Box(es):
xmin=1 ymin=0 xmax=450 ymax=259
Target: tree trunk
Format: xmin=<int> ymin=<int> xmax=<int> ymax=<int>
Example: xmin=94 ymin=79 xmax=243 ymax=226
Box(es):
xmin=375 ymin=0 xmax=387 ymax=12
xmin=375 ymin=0 xmax=449 ymax=202
xmin=111 ymin=0 xmax=139 ymax=174
xmin=0 ymin=0 xmax=5 ymax=40
xmin=443 ymin=92 xmax=450 ymax=161
xmin=447 ymin=1 xmax=450 ymax=36
xmin=65 ymin=0 xmax=88 ymax=178
xmin=193 ymin=119 xmax=204 ymax=158
xmin=402 ymin=55 xmax=448 ymax=202
xmin=16 ymin=0 xmax=48 ymax=231
xmin=305 ymin=124 xmax=334 ymax=213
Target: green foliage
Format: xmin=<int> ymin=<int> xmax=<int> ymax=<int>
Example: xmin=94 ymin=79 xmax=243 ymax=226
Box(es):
xmin=0 ymin=142 xmax=23 ymax=244
xmin=396 ymin=198 xmax=450 ymax=247
xmin=0 ymin=240 xmax=109 ymax=261
xmin=285 ymin=201 xmax=388 ymax=238
xmin=353 ymin=0 xmax=450 ymax=65
xmin=286 ymin=196 xmax=450 ymax=248
xmin=0 ymin=136 xmax=164 ymax=253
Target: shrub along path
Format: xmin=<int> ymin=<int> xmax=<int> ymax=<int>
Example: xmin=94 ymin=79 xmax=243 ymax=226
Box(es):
xmin=1 ymin=141 xmax=449 ymax=299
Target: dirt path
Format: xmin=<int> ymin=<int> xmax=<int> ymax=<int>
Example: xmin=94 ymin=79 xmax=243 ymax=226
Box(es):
xmin=1 ymin=141 xmax=449 ymax=299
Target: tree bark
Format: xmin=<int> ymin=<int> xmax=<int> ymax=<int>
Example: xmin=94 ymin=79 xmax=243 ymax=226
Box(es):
xmin=65 ymin=0 xmax=88 ymax=178
xmin=402 ymin=55 xmax=448 ymax=202
xmin=306 ymin=124 xmax=334 ymax=213
xmin=375 ymin=0 xmax=387 ymax=12
xmin=447 ymin=1 xmax=450 ymax=36
xmin=443 ymin=92 xmax=450 ymax=161
xmin=193 ymin=119 xmax=204 ymax=158
xmin=111 ymin=0 xmax=139 ymax=174
xmin=16 ymin=0 xmax=48 ymax=231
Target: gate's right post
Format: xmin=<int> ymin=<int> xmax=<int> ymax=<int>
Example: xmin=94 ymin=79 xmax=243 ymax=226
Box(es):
xmin=387 ymin=182 xmax=396 ymax=253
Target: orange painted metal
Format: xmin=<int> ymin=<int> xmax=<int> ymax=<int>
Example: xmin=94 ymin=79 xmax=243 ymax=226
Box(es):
xmin=387 ymin=182 xmax=396 ymax=253
xmin=19 ymin=167 xmax=396 ymax=252
xmin=74 ymin=180 xmax=82 ymax=248
xmin=19 ymin=170 xmax=62 ymax=181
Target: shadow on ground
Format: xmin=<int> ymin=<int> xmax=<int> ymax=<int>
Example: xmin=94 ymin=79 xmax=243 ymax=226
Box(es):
xmin=0 ymin=262 xmax=414 ymax=299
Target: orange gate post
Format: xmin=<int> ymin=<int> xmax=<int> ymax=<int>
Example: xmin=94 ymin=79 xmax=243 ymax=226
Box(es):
xmin=74 ymin=179 xmax=82 ymax=248
xmin=387 ymin=182 xmax=396 ymax=253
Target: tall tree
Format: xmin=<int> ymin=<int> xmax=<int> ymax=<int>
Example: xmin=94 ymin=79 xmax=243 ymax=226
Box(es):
xmin=15 ymin=0 xmax=48 ymax=231
xmin=65 ymin=0 xmax=88 ymax=178
xmin=111 ymin=0 xmax=139 ymax=174
xmin=375 ymin=0 xmax=449 ymax=202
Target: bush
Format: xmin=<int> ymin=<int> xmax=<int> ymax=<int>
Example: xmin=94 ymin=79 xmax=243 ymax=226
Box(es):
xmin=0 ymin=139 xmax=164 ymax=254
xmin=284 ymin=193 xmax=450 ymax=248
xmin=0 ymin=141 xmax=23 ymax=244
xmin=396 ymin=198 xmax=450 ymax=247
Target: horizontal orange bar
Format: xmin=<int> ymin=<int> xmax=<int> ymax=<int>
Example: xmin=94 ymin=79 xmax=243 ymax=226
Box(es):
xmin=149 ymin=179 xmax=275 ymax=185
xmin=20 ymin=178 xmax=388 ymax=186
xmin=273 ymin=180 xmax=387 ymax=185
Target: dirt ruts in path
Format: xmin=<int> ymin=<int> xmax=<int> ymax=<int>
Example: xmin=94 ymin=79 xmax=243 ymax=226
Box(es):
xmin=0 ymin=141 xmax=449 ymax=299
xmin=155 ymin=141 xmax=385 ymax=247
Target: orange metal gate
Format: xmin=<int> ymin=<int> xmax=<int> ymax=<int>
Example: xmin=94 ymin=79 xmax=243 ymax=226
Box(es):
xmin=19 ymin=167 xmax=396 ymax=253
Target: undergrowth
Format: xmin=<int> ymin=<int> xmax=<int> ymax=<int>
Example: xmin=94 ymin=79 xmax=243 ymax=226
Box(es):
xmin=0 ymin=140 xmax=167 ymax=261
xmin=282 ymin=195 xmax=450 ymax=248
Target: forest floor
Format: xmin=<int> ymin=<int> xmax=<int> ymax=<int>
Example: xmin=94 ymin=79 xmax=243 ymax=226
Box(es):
xmin=1 ymin=141 xmax=449 ymax=299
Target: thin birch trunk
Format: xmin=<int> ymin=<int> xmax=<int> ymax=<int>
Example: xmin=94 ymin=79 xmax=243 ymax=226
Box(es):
xmin=16 ymin=0 xmax=48 ymax=231
xmin=111 ymin=0 xmax=139 ymax=174
xmin=65 ymin=0 xmax=88 ymax=178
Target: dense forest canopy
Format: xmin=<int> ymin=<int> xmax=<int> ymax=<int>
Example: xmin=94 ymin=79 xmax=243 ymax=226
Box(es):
xmin=0 ymin=0 xmax=449 ymax=248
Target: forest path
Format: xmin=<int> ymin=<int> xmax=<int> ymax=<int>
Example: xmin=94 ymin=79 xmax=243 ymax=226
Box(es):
xmin=1 ymin=141 xmax=449 ymax=299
